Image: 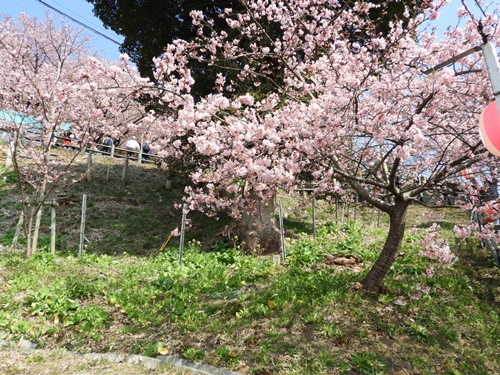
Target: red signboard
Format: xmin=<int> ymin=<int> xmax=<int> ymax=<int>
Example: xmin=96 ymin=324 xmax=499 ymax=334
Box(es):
xmin=479 ymin=101 xmax=500 ymax=157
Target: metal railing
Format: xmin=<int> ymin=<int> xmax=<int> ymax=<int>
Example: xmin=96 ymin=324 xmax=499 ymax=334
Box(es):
xmin=53 ymin=135 xmax=163 ymax=164
xmin=470 ymin=198 xmax=500 ymax=267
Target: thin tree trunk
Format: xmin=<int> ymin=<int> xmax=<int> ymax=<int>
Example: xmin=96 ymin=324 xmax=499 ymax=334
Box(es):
xmin=362 ymin=199 xmax=409 ymax=295
xmin=12 ymin=211 xmax=24 ymax=249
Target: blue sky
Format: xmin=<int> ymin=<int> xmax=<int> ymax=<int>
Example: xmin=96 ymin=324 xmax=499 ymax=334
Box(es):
xmin=0 ymin=0 xmax=488 ymax=63
xmin=1 ymin=0 xmax=123 ymax=61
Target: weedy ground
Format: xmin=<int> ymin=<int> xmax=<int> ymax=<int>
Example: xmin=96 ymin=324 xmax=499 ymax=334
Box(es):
xmin=1 ymin=150 xmax=500 ymax=375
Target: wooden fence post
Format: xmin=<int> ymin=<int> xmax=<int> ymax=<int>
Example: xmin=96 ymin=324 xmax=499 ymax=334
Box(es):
xmin=5 ymin=140 xmax=14 ymax=168
xmin=121 ymin=154 xmax=129 ymax=185
xmin=86 ymin=151 xmax=93 ymax=182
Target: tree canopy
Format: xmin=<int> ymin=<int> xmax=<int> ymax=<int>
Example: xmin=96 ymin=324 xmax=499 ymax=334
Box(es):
xmin=145 ymin=0 xmax=500 ymax=293
xmin=86 ymin=0 xmax=430 ymax=96
xmin=0 ymin=13 xmax=149 ymax=256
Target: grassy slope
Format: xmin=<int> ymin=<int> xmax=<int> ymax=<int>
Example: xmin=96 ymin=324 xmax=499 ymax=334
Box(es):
xmin=1 ymin=148 xmax=500 ymax=375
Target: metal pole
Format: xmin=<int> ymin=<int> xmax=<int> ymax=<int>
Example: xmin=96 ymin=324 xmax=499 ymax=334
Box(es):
xmin=139 ymin=134 xmax=144 ymax=163
xmin=179 ymin=203 xmax=187 ymax=265
xmin=481 ymin=42 xmax=500 ymax=115
xmin=79 ymin=194 xmax=87 ymax=257
xmin=335 ymin=197 xmax=338 ymax=224
xmin=424 ymin=42 xmax=499 ymax=115
xmin=278 ymin=200 xmax=286 ymax=261
xmin=354 ymin=195 xmax=358 ymax=223
xmin=312 ymin=197 xmax=316 ymax=240
xmin=51 ymin=204 xmax=56 ymax=255
xmin=369 ymin=207 xmax=375 ymax=226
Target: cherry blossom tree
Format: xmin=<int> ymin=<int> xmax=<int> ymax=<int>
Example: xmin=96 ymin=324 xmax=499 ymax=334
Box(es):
xmin=149 ymin=0 xmax=500 ymax=293
xmin=0 ymin=13 xmax=149 ymax=256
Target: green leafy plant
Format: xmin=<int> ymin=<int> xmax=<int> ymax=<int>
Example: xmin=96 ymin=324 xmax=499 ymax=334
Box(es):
xmin=0 ymin=200 xmax=498 ymax=374
xmin=65 ymin=278 xmax=99 ymax=299
xmin=184 ymin=347 xmax=207 ymax=361
xmin=25 ymin=287 xmax=107 ymax=331
xmin=351 ymin=350 xmax=388 ymax=375
xmin=215 ymin=345 xmax=238 ymax=365
xmin=27 ymin=287 xmax=79 ymax=321
xmin=0 ymin=169 xmax=17 ymax=186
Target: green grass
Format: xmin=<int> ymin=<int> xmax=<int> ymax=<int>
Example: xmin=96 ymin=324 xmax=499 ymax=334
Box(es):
xmin=1 ymin=149 xmax=499 ymax=374
xmin=0 ymin=217 xmax=499 ymax=374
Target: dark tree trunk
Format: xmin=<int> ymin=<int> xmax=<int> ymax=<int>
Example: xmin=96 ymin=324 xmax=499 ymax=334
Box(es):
xmin=362 ymin=198 xmax=410 ymax=295
xmin=234 ymin=196 xmax=281 ymax=254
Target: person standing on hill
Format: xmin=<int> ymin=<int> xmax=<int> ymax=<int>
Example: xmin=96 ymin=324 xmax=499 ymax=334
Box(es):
xmin=102 ymin=136 xmax=114 ymax=155
xmin=142 ymin=141 xmax=152 ymax=161
xmin=126 ymin=136 xmax=140 ymax=158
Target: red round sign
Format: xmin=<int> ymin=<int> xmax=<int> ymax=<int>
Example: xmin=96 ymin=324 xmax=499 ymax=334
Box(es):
xmin=479 ymin=101 xmax=500 ymax=157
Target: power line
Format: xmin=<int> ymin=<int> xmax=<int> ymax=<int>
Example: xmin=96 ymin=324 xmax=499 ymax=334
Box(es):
xmin=50 ymin=0 xmax=112 ymax=35
xmin=36 ymin=0 xmax=122 ymax=45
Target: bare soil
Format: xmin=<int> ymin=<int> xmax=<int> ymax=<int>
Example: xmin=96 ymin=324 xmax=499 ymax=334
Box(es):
xmin=0 ymin=348 xmax=187 ymax=374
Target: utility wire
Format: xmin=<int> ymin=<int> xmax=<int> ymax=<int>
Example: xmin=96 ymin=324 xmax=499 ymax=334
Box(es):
xmin=36 ymin=0 xmax=122 ymax=45
xmin=50 ymin=0 xmax=111 ymax=34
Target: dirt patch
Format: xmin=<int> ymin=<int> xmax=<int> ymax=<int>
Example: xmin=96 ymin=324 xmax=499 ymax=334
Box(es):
xmin=0 ymin=348 xmax=188 ymax=375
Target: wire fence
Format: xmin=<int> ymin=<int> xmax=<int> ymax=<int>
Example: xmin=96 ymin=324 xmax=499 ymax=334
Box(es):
xmin=470 ymin=202 xmax=500 ymax=267
xmin=3 ymin=135 xmax=500 ymax=266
